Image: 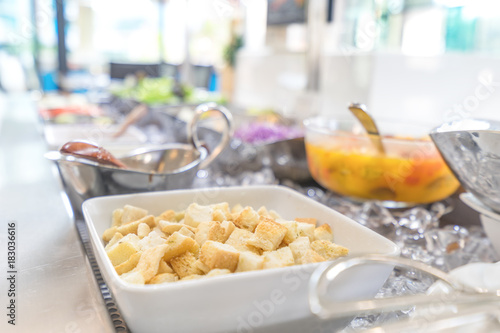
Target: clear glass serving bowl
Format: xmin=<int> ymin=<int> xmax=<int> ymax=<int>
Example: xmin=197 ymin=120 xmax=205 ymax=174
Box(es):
xmin=304 ymin=117 xmax=460 ymax=207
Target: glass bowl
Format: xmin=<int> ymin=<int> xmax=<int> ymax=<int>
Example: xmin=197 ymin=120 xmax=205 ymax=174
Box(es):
xmin=303 ymin=117 xmax=460 ymax=207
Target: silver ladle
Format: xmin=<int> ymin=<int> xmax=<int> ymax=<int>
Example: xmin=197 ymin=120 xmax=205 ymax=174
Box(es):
xmin=348 ymin=103 xmax=386 ymax=155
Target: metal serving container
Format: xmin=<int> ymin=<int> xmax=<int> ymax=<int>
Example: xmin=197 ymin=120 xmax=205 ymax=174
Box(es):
xmin=46 ymin=103 xmax=232 ymax=217
xmin=430 ymin=118 xmax=500 ymax=214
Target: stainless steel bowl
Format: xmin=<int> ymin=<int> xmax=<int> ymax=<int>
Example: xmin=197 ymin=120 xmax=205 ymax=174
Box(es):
xmin=430 ymin=118 xmax=500 ymax=213
xmin=46 ymin=103 xmax=232 ymax=217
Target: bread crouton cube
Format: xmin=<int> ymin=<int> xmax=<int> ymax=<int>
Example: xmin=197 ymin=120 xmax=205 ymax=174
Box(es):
xmin=157 ymin=259 xmax=174 ymax=274
xmin=106 ymin=240 xmax=140 ymax=266
xmin=314 ymin=224 xmax=334 ymax=242
xmin=297 ymin=222 xmax=315 ymax=241
xmin=163 ymin=232 xmax=199 ymax=262
xmin=295 ymin=217 xmax=317 ymax=226
xmin=233 ymin=206 xmax=260 ymax=232
xmin=300 ymin=249 xmax=325 ymax=264
xmin=136 ymin=244 xmax=170 ymax=282
xmin=121 ymin=205 xmax=148 ymax=225
xmin=160 ymin=221 xmax=184 ymax=235
xmin=148 ymin=273 xmax=178 ymax=284
xmin=137 ymin=223 xmax=151 ymax=239
xmin=117 ymin=215 xmax=156 ymax=236
xmin=231 ymin=204 xmax=244 ymax=216
xmin=138 ymin=230 xmax=167 ymax=250
xmin=157 ymin=209 xmax=176 ymax=222
xmin=178 ymin=226 xmax=195 ymax=239
xmin=184 ymin=203 xmax=213 ymax=228
xmin=311 ymin=240 xmax=348 ymax=260
xmin=115 ymin=252 xmax=141 ymax=275
xmin=195 ymin=221 xmax=210 ymax=246
xmin=236 ymin=251 xmax=264 ymax=272
xmin=206 ymin=269 xmax=231 ymax=277
xmin=225 ymin=228 xmax=260 ymax=254
xmin=120 ymin=270 xmax=145 ymax=285
xmin=200 ymin=241 xmax=240 ymax=272
xmin=279 ymin=221 xmax=299 ymax=245
xmin=208 ymin=220 xmax=235 ymax=243
xmin=288 ymin=237 xmax=311 ymax=264
xmin=102 ymin=226 xmax=119 ymax=242
xmin=247 ymin=217 xmax=287 ymax=251
xmin=112 ymin=208 xmax=124 ymax=227
xmin=211 ymin=202 xmax=231 ymax=222
xmin=181 ymin=274 xmax=203 ymax=281
xmin=194 ymin=259 xmax=211 ymax=274
xmin=105 ymin=232 xmax=123 ymax=250
xmin=262 ymin=247 xmax=295 ymax=269
xmin=170 ymin=252 xmax=204 ymax=278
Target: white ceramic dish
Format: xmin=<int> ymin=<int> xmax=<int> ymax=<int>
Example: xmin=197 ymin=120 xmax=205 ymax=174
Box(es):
xmin=460 ymin=192 xmax=500 ymax=256
xmin=82 ymin=185 xmax=400 ymax=333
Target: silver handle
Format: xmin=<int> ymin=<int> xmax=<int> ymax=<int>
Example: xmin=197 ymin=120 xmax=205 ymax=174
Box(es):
xmin=187 ymin=102 xmax=233 ymax=170
xmin=308 ymin=254 xmax=496 ymax=320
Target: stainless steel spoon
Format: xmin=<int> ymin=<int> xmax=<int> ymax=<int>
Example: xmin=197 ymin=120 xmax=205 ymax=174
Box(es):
xmin=348 ymin=103 xmax=386 ymax=154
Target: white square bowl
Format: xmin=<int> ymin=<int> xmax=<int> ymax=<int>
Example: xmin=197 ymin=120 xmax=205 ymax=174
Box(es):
xmin=82 ymin=185 xmax=400 ymax=333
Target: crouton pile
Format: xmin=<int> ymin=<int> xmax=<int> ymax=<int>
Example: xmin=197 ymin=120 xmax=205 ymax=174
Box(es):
xmin=102 ymin=202 xmax=349 ymax=285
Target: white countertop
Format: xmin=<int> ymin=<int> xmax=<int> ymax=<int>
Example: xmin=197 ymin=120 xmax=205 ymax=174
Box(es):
xmin=0 ymin=93 xmax=114 ymax=333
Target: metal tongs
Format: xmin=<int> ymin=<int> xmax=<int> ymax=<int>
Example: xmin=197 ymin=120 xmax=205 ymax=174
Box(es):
xmin=308 ymin=254 xmax=500 ymax=332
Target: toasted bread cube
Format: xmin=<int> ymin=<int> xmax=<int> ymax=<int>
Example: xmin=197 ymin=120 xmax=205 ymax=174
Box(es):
xmin=279 ymin=221 xmax=299 ymax=245
xmin=234 ymin=206 xmax=260 ymax=232
xmin=136 ymin=244 xmax=170 ymax=282
xmin=225 ymin=228 xmax=260 ymax=254
xmin=139 ymin=230 xmax=167 ymax=250
xmin=112 ymin=208 xmax=124 ymax=227
xmin=184 ymin=203 xmax=213 ymax=228
xmin=178 ymin=226 xmax=195 ymax=239
xmin=160 ymin=220 xmax=183 ymax=235
xmin=106 ymin=240 xmax=140 ymax=266
xmin=137 ymin=223 xmax=151 ymax=239
xmin=301 ymin=249 xmax=325 ymax=264
xmin=175 ymin=211 xmax=185 ymax=222
xmin=295 ymin=217 xmax=317 ymax=226
xmin=163 ymin=232 xmax=199 ymax=262
xmin=102 ymin=226 xmax=119 ymax=242
xmin=297 ymin=222 xmax=315 ymax=242
xmin=212 ymin=202 xmax=231 ymax=222
xmin=170 ymin=252 xmax=204 ymax=278
xmin=236 ymin=251 xmax=264 ymax=272
xmin=105 ymin=232 xmax=123 ymax=250
xmin=262 ymin=247 xmax=295 ymax=269
xmin=157 ymin=209 xmax=176 ymax=222
xmin=314 ymin=224 xmax=334 ymax=242
xmin=195 ymin=221 xmax=211 ymax=246
xmin=231 ymin=203 xmax=244 ymax=216
xmin=121 ymin=205 xmax=148 ymax=224
xmin=194 ymin=260 xmax=211 ymax=274
xmin=157 ymin=259 xmax=174 ymax=274
xmin=257 ymin=206 xmax=271 ymax=218
xmin=206 ymin=269 xmax=231 ymax=277
xmin=117 ymin=215 xmax=156 ymax=236
xmin=289 ymin=237 xmax=311 ymax=264
xmin=247 ymin=217 xmax=288 ymax=251
xmin=200 ymin=241 xmax=240 ymax=272
xmin=149 ymin=273 xmax=178 ymax=284
xmin=311 ymin=240 xmax=348 ymax=260
xmin=181 ymin=274 xmax=203 ymax=281
xmin=120 ymin=270 xmax=145 ymax=285
xmin=115 ymin=252 xmax=141 ymax=275
xmin=208 ymin=220 xmax=235 ymax=243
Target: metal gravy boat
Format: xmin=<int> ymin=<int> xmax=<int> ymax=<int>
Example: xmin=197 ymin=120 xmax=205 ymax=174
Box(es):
xmin=46 ymin=103 xmax=232 ymax=217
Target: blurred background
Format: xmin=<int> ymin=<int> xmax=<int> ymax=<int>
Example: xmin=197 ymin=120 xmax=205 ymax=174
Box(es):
xmin=1 ymin=0 xmax=500 ymax=124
